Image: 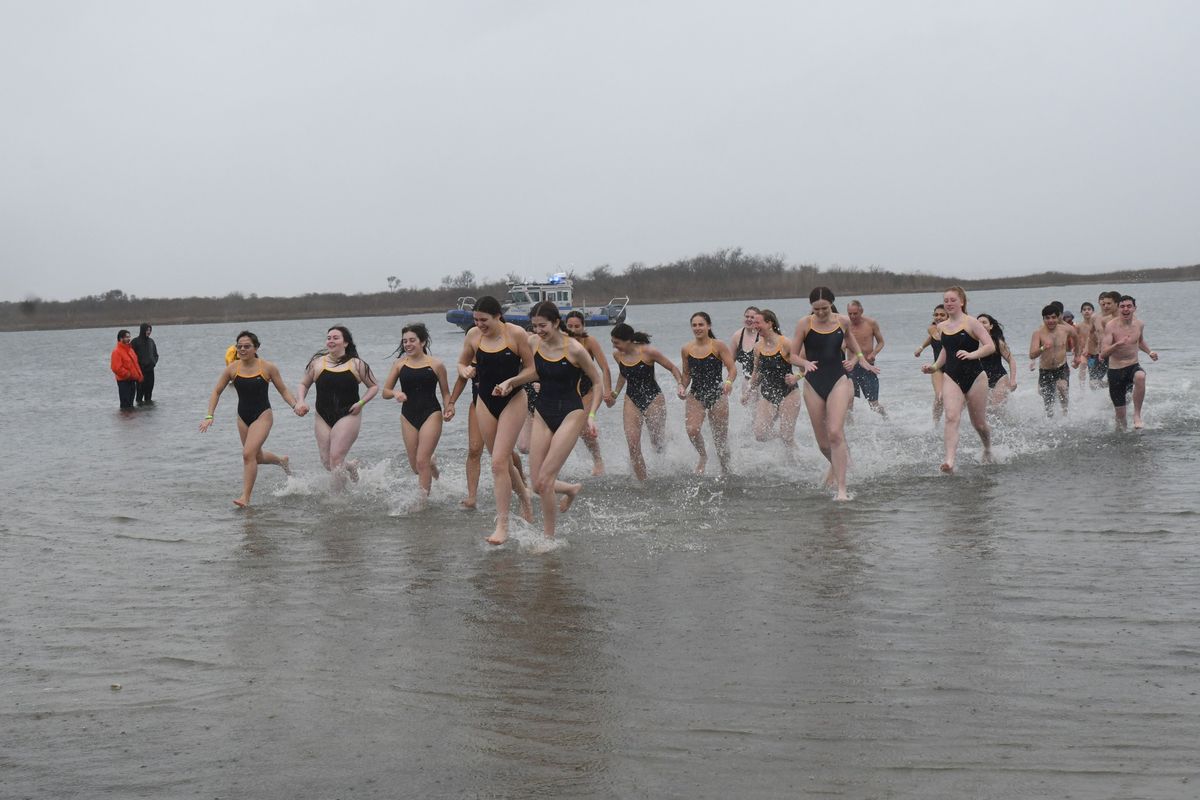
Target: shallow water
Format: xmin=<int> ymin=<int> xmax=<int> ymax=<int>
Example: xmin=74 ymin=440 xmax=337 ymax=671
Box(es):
xmin=3 ymin=282 xmax=1198 ymax=798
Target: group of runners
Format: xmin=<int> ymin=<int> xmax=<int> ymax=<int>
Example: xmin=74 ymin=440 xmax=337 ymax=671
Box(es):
xmin=196 ymin=285 xmax=1156 ymax=540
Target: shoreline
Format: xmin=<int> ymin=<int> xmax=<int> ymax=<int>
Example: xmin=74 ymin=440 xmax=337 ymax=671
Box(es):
xmin=5 ymin=267 xmax=1196 ymax=333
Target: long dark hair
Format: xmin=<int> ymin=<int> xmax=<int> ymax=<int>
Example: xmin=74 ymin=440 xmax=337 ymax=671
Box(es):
xmin=690 ymin=311 xmax=716 ymax=339
xmin=611 ymin=323 xmax=650 ymax=344
xmin=236 ymin=330 xmax=260 ymax=349
xmin=976 ymin=314 xmax=1006 ymax=343
xmin=392 ymin=322 xmax=431 ymax=357
xmin=531 ymin=301 xmax=567 ymax=332
xmin=310 ymin=325 xmax=373 ymax=381
xmin=759 ymin=309 xmax=781 ymax=334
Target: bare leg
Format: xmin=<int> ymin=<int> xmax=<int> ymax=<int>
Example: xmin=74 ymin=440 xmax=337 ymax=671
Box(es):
xmin=234 ymin=411 xmax=275 ymax=507
xmin=802 ymin=385 xmax=835 ymax=486
xmin=821 ymin=379 xmax=853 ymax=500
xmin=708 ymin=397 xmax=732 ymax=475
xmin=931 ymin=372 xmax=945 ymax=424
xmin=509 ymin=453 xmax=533 ymax=522
xmin=327 ymin=414 xmax=363 ymax=488
xmin=939 ymin=377 xmax=969 ymax=473
xmin=623 ymin=398 xmax=649 ymax=481
xmin=578 ymin=389 xmax=605 ymax=475
xmin=462 ymin=401 xmax=484 ymax=508
xmin=516 ymin=407 xmax=534 ymax=454
xmin=1131 ymin=371 xmax=1147 ymax=429
xmin=964 ymin=374 xmax=992 ymax=463
xmin=476 ymin=394 xmax=526 ymax=544
xmin=529 ymin=410 xmax=588 ymax=538
xmin=684 ymin=396 xmax=708 ymax=474
xmin=645 ymin=394 xmax=668 ymax=454
xmin=778 ymin=391 xmax=801 ymax=462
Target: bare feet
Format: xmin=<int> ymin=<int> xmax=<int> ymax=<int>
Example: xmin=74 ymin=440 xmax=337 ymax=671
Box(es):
xmin=558 ymin=482 xmax=582 ymax=513
xmin=823 ymin=467 xmax=836 ymax=488
xmin=1133 ymin=415 xmax=1144 ymax=429
xmin=431 ymin=458 xmax=440 ymax=480
xmin=460 ymin=497 xmax=477 ymax=509
xmin=940 ymin=462 xmax=954 ymax=474
xmin=485 ymin=527 xmax=508 ymax=546
xmin=981 ymin=449 xmax=994 ymax=465
xmin=833 ymin=491 xmax=851 ymax=502
xmin=346 ymin=460 xmax=360 ymax=482
xmin=233 ymin=497 xmax=248 ymax=508
xmin=694 ymin=455 xmax=707 ymax=475
xmin=591 ymin=459 xmax=605 ymax=477
xmin=279 ymin=456 xmax=292 ymax=476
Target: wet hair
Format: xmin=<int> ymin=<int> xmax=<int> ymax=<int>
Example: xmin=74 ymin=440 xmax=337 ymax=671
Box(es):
xmin=1101 ymin=290 xmax=1122 ymax=303
xmin=531 ymin=300 xmax=567 ymax=332
xmin=116 ymin=329 xmax=130 ymax=341
xmin=847 ymin=300 xmax=863 ymax=311
xmin=564 ymin=310 xmax=589 ymax=338
xmin=1119 ymin=294 xmax=1136 ymax=306
xmin=976 ymin=314 xmax=1006 ymax=343
xmin=235 ymin=330 xmax=260 ymax=349
xmin=758 ymin=309 xmax=781 ymax=335
xmin=309 ymin=325 xmax=374 ymax=382
xmin=690 ymin=311 xmax=716 ymax=339
xmin=473 ymin=295 xmax=504 ymax=318
xmin=809 ymin=286 xmax=835 ymax=304
xmin=611 ymin=323 xmax=650 ymax=345
xmin=1081 ymin=301 xmax=1095 ymax=312
xmin=139 ymin=322 xmax=152 ymax=336
xmin=392 ymin=322 xmax=431 ymax=356
xmin=1041 ymin=304 xmax=1060 ymax=318
xmin=743 ymin=305 xmax=760 ymax=316
xmin=1049 ymin=300 xmax=1064 ymax=315
xmin=944 ymin=286 xmax=968 ymax=311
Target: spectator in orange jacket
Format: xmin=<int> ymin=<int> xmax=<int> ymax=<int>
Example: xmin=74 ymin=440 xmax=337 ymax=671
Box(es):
xmin=110 ymin=329 xmax=144 ymax=409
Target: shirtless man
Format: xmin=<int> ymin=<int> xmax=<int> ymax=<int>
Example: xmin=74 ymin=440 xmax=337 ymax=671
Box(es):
xmin=1099 ymin=295 xmax=1157 ymax=430
xmin=1076 ymin=301 xmax=1104 ymax=388
xmin=1090 ymin=291 xmax=1122 ymax=382
xmin=845 ymin=300 xmax=887 ymax=417
xmin=1028 ymin=304 xmax=1077 ymax=416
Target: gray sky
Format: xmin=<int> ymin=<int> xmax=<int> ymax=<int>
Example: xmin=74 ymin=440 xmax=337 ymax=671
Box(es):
xmin=3 ymin=0 xmax=1197 ymax=302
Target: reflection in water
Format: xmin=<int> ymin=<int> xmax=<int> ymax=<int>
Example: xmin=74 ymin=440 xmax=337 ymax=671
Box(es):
xmin=466 ymin=554 xmax=614 ymax=797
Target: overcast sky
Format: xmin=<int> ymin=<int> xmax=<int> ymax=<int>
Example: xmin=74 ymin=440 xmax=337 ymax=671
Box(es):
xmin=2 ymin=1 xmax=1197 ymax=302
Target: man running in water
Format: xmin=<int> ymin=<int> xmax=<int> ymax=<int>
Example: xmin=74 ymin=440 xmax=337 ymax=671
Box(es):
xmin=1099 ymin=295 xmax=1157 ymax=430
xmin=1028 ymin=304 xmax=1077 ymax=416
xmin=845 ymin=300 xmax=887 ymax=417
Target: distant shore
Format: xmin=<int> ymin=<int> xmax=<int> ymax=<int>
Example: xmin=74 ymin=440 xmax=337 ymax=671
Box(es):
xmin=4 ymin=251 xmax=1196 ymax=332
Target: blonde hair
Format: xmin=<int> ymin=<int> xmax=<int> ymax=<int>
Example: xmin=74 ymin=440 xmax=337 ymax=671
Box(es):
xmin=944 ymin=285 xmax=968 ymax=311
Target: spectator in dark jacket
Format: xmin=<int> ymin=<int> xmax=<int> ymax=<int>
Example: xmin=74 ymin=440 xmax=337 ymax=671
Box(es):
xmin=131 ymin=322 xmax=159 ymax=404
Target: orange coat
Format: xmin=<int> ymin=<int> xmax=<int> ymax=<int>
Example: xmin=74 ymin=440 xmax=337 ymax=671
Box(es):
xmin=111 ymin=342 xmax=144 ymax=382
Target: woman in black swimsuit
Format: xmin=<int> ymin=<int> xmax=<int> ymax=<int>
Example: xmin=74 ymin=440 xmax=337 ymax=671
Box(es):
xmin=199 ymin=330 xmax=301 ymax=507
xmin=609 ymin=323 xmax=682 ymax=481
xmin=728 ymin=306 xmax=761 ymax=379
xmin=495 ymin=302 xmax=603 ymax=540
xmin=565 ymin=310 xmax=613 ymax=477
xmin=921 ymin=287 xmax=995 ymax=473
xmin=382 ymin=323 xmax=454 ymax=507
xmin=914 ymin=304 xmax=948 ymax=423
xmin=455 ymin=296 xmax=536 ymax=545
xmin=792 ymin=287 xmax=877 ymax=501
xmin=294 ymin=325 xmax=379 ymax=488
xmin=678 ymin=312 xmax=737 ymax=475
xmin=976 ymin=313 xmax=1018 ymax=406
xmin=745 ymin=309 xmax=802 ymax=458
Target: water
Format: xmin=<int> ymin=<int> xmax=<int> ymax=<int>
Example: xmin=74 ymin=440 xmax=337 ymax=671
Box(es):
xmin=3 ymin=282 xmax=1198 ymax=799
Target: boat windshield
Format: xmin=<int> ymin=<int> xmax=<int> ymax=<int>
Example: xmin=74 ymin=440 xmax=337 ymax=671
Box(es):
xmin=508 ymin=290 xmax=534 ymax=305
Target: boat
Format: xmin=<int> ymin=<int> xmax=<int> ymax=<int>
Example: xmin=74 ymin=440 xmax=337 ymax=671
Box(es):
xmin=446 ymin=273 xmax=629 ymax=332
